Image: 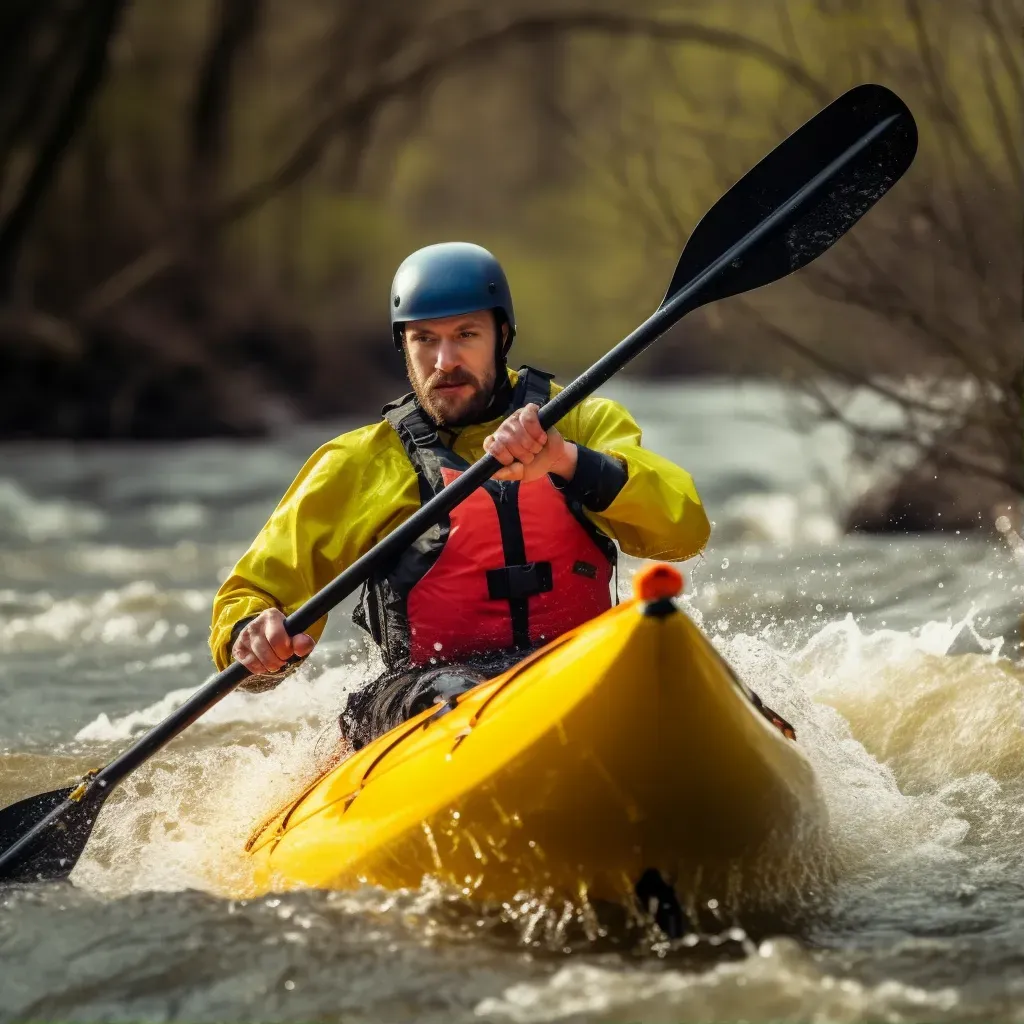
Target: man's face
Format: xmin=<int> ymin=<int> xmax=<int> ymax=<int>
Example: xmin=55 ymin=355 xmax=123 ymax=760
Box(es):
xmin=403 ymin=311 xmax=503 ymax=427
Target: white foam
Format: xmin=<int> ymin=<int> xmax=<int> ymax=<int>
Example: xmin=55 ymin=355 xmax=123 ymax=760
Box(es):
xmin=475 ymin=938 xmax=959 ymax=1021
xmin=147 ymin=501 xmax=209 ymax=534
xmin=0 ymin=478 xmax=106 ymax=541
xmin=64 ymin=610 xmax=1018 ymax=911
xmin=0 ymin=581 xmax=210 ymax=652
xmin=70 ymin=657 xmax=375 ymax=896
xmin=74 ymin=655 xmax=367 ymax=742
xmin=713 ymin=489 xmax=841 ymax=546
xmin=713 ymin=608 xmax=1023 ymax=893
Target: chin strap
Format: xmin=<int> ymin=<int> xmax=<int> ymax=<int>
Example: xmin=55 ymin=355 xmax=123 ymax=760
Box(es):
xmin=484 ymin=356 xmax=513 ymax=418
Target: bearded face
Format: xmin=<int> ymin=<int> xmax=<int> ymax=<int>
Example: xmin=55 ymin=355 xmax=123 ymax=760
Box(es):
xmin=402 ymin=311 xmax=501 ymax=427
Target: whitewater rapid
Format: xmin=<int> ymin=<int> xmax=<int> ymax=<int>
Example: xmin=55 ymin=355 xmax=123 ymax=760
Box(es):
xmin=1 ymin=380 xmax=1021 ymax=1023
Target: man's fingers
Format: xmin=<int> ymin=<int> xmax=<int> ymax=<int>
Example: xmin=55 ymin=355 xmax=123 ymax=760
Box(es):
xmin=494 ymin=424 xmax=539 ymax=463
xmin=293 ymin=633 xmax=315 ymax=657
xmin=263 ymin=612 xmax=293 ymax=660
xmin=484 ymin=435 xmax=515 ymax=466
xmin=233 ymin=637 xmax=269 ymax=675
xmin=492 ymin=462 xmax=525 ymax=481
xmin=249 ymin=633 xmax=283 ymax=673
xmin=487 ymin=405 xmax=553 ymax=478
xmin=520 ymin=404 xmax=547 ymax=447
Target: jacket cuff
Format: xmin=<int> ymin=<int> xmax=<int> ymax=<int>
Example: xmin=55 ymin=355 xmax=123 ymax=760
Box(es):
xmin=550 ymin=445 xmax=628 ymax=512
xmin=229 ymin=615 xmax=260 ymax=649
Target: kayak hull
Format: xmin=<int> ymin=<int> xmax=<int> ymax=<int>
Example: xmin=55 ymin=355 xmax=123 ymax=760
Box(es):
xmin=245 ymin=588 xmax=829 ymax=915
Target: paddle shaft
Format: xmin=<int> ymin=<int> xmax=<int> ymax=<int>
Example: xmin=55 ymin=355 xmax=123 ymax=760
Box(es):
xmin=0 ymin=106 xmax=898 ymax=879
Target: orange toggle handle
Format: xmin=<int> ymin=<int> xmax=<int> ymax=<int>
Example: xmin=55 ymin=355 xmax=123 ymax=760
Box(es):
xmin=634 ymin=562 xmax=685 ymax=602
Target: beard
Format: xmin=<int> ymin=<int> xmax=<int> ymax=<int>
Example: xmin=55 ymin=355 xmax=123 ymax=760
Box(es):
xmin=406 ymin=353 xmax=496 ymax=428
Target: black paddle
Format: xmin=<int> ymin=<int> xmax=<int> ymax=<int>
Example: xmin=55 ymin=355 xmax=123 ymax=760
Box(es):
xmin=0 ymin=83 xmax=917 ymax=884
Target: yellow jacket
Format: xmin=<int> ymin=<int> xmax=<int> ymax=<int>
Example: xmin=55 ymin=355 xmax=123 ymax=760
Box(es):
xmin=209 ymin=373 xmax=710 ymax=669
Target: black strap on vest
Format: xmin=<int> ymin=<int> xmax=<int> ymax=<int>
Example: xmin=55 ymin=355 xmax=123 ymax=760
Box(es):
xmin=487 ymin=561 xmax=553 ymax=601
xmin=510 ymin=364 xmax=555 ymax=411
xmin=381 ymin=367 xmax=561 ymax=649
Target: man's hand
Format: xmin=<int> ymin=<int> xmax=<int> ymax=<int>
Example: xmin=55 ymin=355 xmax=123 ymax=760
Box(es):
xmin=232 ymin=608 xmax=315 ymax=676
xmin=484 ymin=403 xmax=578 ymax=484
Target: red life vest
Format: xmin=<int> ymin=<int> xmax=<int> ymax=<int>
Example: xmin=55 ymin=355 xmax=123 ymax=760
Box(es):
xmin=353 ymin=368 xmax=616 ymax=669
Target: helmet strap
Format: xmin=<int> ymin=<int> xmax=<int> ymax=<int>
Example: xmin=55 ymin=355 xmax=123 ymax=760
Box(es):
xmin=489 ymin=313 xmax=514 ymax=413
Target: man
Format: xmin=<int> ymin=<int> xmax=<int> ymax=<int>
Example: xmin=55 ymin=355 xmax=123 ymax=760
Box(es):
xmin=210 ymin=242 xmax=710 ymax=749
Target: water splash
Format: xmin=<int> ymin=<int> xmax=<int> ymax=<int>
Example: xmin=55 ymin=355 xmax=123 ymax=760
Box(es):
xmin=68 ymin=659 xmax=373 ymax=898
xmin=0 ymin=479 xmax=105 ymax=541
xmin=474 ymin=937 xmax=960 ymax=1022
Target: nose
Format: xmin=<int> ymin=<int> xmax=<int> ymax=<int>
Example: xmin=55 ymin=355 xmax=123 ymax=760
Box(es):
xmin=434 ymin=337 xmax=460 ymax=374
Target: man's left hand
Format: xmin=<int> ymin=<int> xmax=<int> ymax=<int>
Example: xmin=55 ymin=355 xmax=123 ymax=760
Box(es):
xmin=484 ymin=403 xmax=577 ymax=484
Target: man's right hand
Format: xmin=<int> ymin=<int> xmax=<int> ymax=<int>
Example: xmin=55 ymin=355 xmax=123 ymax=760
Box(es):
xmin=232 ymin=608 xmax=316 ymax=676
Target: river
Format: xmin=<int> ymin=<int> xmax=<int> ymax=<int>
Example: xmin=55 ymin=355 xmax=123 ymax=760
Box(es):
xmin=1 ymin=380 xmax=1021 ymax=1022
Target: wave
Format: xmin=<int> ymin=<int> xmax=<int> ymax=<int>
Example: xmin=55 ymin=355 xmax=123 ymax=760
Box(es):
xmin=0 ymin=478 xmax=106 ymax=541
xmin=474 ymin=939 xmax=960 ymax=1022
xmin=0 ymin=581 xmax=210 ymax=653
xmin=47 ymin=610 xmax=1014 ymax=909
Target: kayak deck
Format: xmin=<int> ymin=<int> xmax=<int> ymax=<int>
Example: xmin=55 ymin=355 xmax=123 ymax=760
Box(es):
xmin=244 ymin=565 xmax=829 ymax=917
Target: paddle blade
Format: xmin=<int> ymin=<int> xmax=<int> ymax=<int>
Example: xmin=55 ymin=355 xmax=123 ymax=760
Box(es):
xmin=661 ymin=83 xmax=917 ymax=309
xmin=0 ymin=786 xmax=101 ymax=883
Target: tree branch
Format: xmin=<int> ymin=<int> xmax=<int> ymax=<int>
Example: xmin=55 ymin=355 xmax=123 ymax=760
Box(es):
xmin=0 ymin=0 xmax=127 ymax=297
xmin=79 ymin=10 xmax=832 ymax=318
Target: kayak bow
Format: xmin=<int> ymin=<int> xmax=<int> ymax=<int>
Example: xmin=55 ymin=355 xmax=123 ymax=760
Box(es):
xmin=244 ymin=564 xmax=830 ymax=918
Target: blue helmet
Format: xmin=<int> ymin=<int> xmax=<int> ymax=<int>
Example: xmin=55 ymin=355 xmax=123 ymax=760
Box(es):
xmin=390 ymin=242 xmax=515 ymax=352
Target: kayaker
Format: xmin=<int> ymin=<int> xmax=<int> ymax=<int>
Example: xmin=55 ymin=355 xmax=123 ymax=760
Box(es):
xmin=209 ymin=242 xmax=711 ymax=748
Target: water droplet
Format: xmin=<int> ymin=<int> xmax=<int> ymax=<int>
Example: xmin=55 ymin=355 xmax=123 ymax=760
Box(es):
xmin=433 ymin=641 xmax=443 ymax=651
xmin=720 ymin=558 xmax=730 ymax=569
xmin=815 ymin=603 xmax=823 ymax=612
xmin=284 ymin=980 xmax=295 ymax=991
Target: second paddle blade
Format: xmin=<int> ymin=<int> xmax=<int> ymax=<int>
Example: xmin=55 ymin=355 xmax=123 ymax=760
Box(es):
xmin=661 ymin=83 xmax=918 ymax=309
xmin=0 ymin=786 xmax=100 ymax=883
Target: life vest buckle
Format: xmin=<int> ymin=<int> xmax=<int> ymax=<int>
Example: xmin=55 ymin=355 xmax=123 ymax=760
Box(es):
xmin=486 ymin=561 xmax=553 ymax=600
xmin=407 ymin=422 xmax=439 ymax=447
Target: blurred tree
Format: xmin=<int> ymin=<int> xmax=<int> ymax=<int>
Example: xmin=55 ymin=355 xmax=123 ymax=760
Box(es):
xmin=0 ymin=0 xmax=127 ymax=297
xmin=2 ymin=0 xmax=1015 ymax=465
xmin=563 ymin=0 xmax=1022 ymax=528
xmin=188 ymin=0 xmax=262 ymax=281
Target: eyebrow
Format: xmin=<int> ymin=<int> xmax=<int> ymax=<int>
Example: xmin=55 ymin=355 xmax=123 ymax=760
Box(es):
xmin=409 ymin=319 xmax=483 ymax=336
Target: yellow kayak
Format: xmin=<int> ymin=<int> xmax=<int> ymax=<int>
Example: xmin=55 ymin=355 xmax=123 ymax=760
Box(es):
xmin=245 ymin=564 xmax=829 ymax=920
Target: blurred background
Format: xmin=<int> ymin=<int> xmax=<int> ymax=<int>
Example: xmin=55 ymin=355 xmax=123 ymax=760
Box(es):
xmin=0 ymin=0 xmax=1020 ymax=532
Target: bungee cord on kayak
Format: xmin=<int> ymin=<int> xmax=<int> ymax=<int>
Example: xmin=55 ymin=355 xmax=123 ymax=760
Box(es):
xmin=0 ymin=85 xmax=918 ymax=915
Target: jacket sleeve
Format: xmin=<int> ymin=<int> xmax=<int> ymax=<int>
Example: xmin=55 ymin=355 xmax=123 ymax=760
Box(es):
xmin=208 ymin=425 xmax=418 ymax=670
xmin=565 ymin=395 xmax=711 ymax=561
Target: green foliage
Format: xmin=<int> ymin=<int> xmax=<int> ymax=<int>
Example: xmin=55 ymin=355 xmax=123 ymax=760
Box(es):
xmin=3 ymin=0 xmax=1018 ymax=435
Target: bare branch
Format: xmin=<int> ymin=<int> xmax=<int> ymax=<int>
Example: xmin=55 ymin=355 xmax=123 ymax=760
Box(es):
xmin=0 ymin=0 xmax=128 ymax=297
xmin=79 ymin=10 xmax=831 ymax=318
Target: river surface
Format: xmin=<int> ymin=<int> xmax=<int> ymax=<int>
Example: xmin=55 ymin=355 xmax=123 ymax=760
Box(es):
xmin=0 ymin=380 xmax=1021 ymax=1023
